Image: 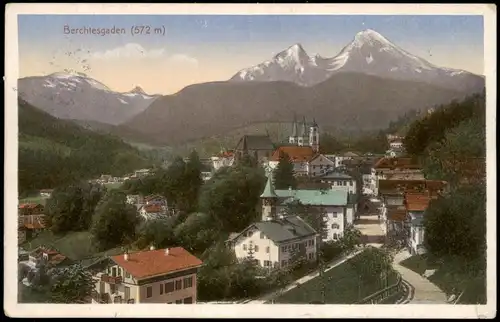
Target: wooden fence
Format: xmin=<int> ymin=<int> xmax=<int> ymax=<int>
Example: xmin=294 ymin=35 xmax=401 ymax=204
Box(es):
xmin=355 ymin=272 xmax=409 ymax=304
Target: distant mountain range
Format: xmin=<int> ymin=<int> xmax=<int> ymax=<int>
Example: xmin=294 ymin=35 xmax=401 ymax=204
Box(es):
xmin=230 ymin=29 xmax=484 ymax=93
xmin=18 ymin=29 xmax=484 ymax=146
xmin=18 ymin=72 xmax=160 ymax=125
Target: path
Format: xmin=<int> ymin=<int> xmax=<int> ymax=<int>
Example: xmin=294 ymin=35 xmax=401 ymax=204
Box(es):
xmin=243 ymin=249 xmax=363 ymax=304
xmin=354 ymin=212 xmax=385 ymax=248
xmin=392 ymin=250 xmax=448 ymax=304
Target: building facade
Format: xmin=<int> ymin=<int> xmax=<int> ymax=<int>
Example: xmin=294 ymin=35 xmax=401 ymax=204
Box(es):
xmin=88 ymin=247 xmax=202 ymax=304
xmin=226 ymin=215 xmax=318 ymax=269
xmin=260 ymin=176 xmax=354 ymax=242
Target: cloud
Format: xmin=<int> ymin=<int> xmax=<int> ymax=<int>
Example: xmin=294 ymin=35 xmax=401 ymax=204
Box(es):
xmin=92 ymin=43 xmax=166 ymax=60
xmin=168 ymin=54 xmax=199 ymax=67
xmin=90 ymin=43 xmax=198 ymax=68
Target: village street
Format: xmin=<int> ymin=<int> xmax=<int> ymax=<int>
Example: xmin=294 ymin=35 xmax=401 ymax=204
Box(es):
xmin=354 ymin=211 xmax=385 ymax=248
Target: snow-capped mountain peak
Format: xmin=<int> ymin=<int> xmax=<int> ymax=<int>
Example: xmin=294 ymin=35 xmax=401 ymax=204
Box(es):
xmin=18 ymin=73 xmax=160 ymax=125
xmin=229 ymin=28 xmax=483 ymax=92
xmin=353 ymin=29 xmax=393 ymax=47
xmin=128 ymin=85 xmax=147 ymax=95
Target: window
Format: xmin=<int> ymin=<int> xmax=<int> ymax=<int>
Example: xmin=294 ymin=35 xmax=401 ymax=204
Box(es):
xmin=146 ymin=286 xmax=152 ymax=298
xmin=281 ymin=246 xmax=286 ymax=253
xmin=331 ymin=224 xmax=339 ymax=229
xmin=175 ymin=299 xmax=183 ymax=304
xmin=254 ymin=245 xmax=259 ymax=252
xmin=175 ymin=280 xmax=182 ymax=291
xmin=117 ymin=268 xmax=122 ymax=277
xmin=260 ymin=232 xmax=264 ymax=239
xmin=264 ymin=260 xmax=272 ymax=267
xmin=183 ymin=276 xmax=193 ymax=289
xmin=110 ymin=284 xmax=116 ymax=294
xmin=266 ymin=246 xmax=270 ymax=253
xmin=243 ymin=244 xmax=247 ymax=251
xmin=160 ymin=283 xmax=164 ymax=295
xmin=111 ymin=267 xmax=117 ymax=277
xmin=281 ymin=260 xmax=286 ymax=267
xmin=308 ymin=253 xmax=313 ymax=260
xmin=165 ymin=281 xmax=174 ymax=293
xmin=333 ymin=233 xmax=338 ymax=240
xmin=332 ymin=213 xmax=338 ymax=218
xmin=125 ymin=271 xmax=130 ymax=278
xmin=183 ymin=297 xmax=193 ymax=304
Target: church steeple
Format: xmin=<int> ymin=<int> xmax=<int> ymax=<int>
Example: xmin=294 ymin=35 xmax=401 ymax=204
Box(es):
xmin=260 ymin=175 xmax=278 ymax=221
xmin=289 ymin=114 xmax=299 ymax=145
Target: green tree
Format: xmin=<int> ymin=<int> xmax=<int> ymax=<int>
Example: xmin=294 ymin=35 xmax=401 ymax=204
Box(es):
xmin=339 ymin=224 xmax=363 ymax=254
xmin=423 ymin=116 xmax=485 ymax=187
xmin=173 ymin=212 xmax=218 ymax=254
xmin=199 ymin=165 xmax=266 ymax=233
xmin=273 ymin=151 xmax=297 ymax=189
xmin=319 ymin=133 xmax=346 ymax=154
xmin=134 ymin=217 xmax=177 ymax=250
xmin=49 ymin=264 xmax=95 ymax=303
xmin=349 ymin=247 xmax=393 ymax=286
xmin=403 ymin=93 xmax=485 ymax=156
xmin=45 ymin=182 xmax=106 ymax=234
xmin=90 ymin=190 xmax=138 ymax=251
xmin=424 ymin=184 xmax=486 ymax=261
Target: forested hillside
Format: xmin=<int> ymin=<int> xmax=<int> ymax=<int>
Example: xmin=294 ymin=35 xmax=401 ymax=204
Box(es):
xmin=18 ymin=99 xmax=149 ymax=195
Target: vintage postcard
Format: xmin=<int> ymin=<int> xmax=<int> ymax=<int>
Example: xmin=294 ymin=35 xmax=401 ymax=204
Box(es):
xmin=4 ymin=3 xmax=496 ymax=319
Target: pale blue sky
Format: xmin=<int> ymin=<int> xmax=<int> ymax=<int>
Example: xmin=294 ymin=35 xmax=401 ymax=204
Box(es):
xmin=18 ymin=15 xmax=484 ymax=94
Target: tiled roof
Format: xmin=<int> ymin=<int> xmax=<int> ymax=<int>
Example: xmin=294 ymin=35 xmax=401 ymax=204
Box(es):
xmin=296 ymin=182 xmax=331 ymax=190
xmin=235 ymin=135 xmax=275 ymax=151
xmin=270 ymin=146 xmax=314 ymax=162
xmin=19 ymin=203 xmax=43 ymax=209
xmin=373 ymin=157 xmax=421 ymax=170
xmin=316 ymin=171 xmax=353 ymax=180
xmin=143 ymin=205 xmax=163 ymax=213
xmin=111 ymin=247 xmax=203 ymax=279
xmin=24 ymin=222 xmax=46 ymax=230
xmin=249 ymin=216 xmax=316 ymax=243
xmin=405 ymin=193 xmax=432 ymax=212
xmin=379 ymin=180 xmax=447 ymax=195
xmin=387 ymin=206 xmax=407 ymax=222
xmin=277 ymin=188 xmax=348 ymax=206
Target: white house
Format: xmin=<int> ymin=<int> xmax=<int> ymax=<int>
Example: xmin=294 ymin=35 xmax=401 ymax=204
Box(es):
xmin=313 ymin=171 xmax=357 ymax=194
xmin=404 ymin=193 xmax=431 ymax=256
xmin=134 ymin=169 xmax=151 ymax=178
xmin=226 ymin=215 xmax=318 ymax=269
xmin=307 ymin=154 xmax=336 ymax=177
xmin=211 ymin=151 xmax=235 ymax=171
xmin=260 ymin=176 xmax=354 ymax=242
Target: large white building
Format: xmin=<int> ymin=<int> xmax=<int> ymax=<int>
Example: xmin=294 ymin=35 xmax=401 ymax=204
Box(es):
xmin=259 ymin=176 xmax=355 ymax=242
xmin=225 ymin=215 xmax=319 ymax=269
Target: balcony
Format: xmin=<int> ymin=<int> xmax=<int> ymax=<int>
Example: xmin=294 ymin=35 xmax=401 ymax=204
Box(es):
xmin=101 ymin=274 xmax=123 ymax=284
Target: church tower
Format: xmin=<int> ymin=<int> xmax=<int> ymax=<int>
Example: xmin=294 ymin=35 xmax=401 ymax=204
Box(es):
xmin=260 ymin=175 xmax=278 ymax=221
xmin=289 ymin=115 xmax=298 ymax=145
xmin=309 ymin=118 xmax=319 ymax=153
xmin=298 ymin=116 xmax=307 ymax=146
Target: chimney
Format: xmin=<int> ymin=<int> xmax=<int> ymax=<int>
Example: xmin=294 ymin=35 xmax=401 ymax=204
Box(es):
xmin=165 ymin=248 xmax=170 ymax=256
xmin=150 ymin=245 xmax=155 ymax=251
xmin=124 ymin=253 xmax=129 ymax=261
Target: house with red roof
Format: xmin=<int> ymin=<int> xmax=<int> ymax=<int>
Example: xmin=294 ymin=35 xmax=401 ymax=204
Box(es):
xmin=404 ymin=192 xmax=432 ymax=255
xmin=268 ymin=146 xmax=316 ymax=176
xmin=370 ymin=157 xmax=424 ymax=196
xmin=18 ymin=203 xmax=46 ymax=242
xmin=87 ymin=247 xmax=203 ymax=304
